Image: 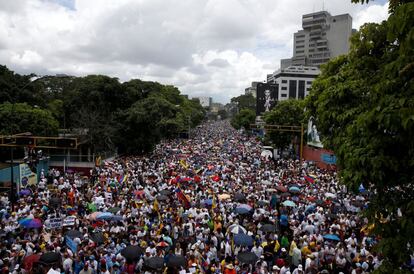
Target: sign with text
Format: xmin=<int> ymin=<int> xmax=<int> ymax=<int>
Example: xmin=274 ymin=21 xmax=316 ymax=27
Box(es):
xmin=48 ymin=218 xmax=63 ymax=229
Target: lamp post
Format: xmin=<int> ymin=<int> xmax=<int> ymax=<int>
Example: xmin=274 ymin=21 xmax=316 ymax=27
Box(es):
xmin=9 ymin=75 xmax=44 ymax=210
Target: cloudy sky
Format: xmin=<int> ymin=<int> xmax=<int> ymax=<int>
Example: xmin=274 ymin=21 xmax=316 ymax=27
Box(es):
xmin=0 ymin=0 xmax=388 ymax=103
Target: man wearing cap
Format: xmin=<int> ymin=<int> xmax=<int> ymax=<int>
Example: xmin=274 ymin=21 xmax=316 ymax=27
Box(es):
xmin=291 ymin=264 xmax=304 ymax=274
xmin=79 ymin=262 xmax=92 ymax=274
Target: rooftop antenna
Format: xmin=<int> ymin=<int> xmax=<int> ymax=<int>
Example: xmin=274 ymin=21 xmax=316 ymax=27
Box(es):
xmin=322 ymin=0 xmax=325 ymax=11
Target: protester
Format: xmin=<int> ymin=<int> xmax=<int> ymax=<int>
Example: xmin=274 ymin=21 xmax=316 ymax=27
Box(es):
xmin=0 ymin=121 xmax=384 ymax=273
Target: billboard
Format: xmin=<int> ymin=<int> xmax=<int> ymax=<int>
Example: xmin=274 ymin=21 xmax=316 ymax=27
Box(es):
xmin=307 ymin=116 xmax=324 ymax=148
xmin=19 ymin=163 xmax=37 ymax=189
xmin=256 ymin=83 xmax=278 ymax=116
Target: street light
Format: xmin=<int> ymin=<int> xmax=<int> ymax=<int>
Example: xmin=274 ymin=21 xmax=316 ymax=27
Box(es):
xmin=9 ymin=75 xmax=45 ymax=210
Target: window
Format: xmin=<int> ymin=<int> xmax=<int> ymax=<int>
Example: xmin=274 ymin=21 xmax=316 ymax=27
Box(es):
xmin=296 ymin=45 xmax=304 ymax=49
xmin=281 ymin=94 xmax=287 ymax=97
xmin=281 ymin=86 xmax=287 ymax=90
xmin=289 ymin=80 xmax=297 ymax=98
xmin=298 ymin=80 xmax=305 ymax=99
xmin=296 ymin=50 xmax=304 ymax=54
xmin=307 ymin=81 xmax=312 ymax=84
xmin=281 ymin=80 xmax=287 ymax=83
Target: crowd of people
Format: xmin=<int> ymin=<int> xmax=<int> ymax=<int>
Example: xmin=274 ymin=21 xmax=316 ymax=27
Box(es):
xmin=0 ymin=121 xmax=379 ymax=274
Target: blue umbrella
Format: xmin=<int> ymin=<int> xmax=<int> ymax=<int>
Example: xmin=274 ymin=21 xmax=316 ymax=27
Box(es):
xmin=323 ymin=234 xmax=340 ymax=241
xmin=235 ymin=207 xmax=251 ymax=215
xmin=110 ymin=215 xmax=124 ymax=221
xmin=234 ymin=233 xmax=254 ymax=247
xmin=202 ymin=199 xmax=213 ymax=206
xmin=19 ymin=189 xmax=31 ymax=196
xmin=289 ymin=186 xmax=301 ymax=194
xmin=282 ymin=200 xmax=297 ymax=207
xmin=97 ymin=212 xmax=114 ymax=220
xmin=305 ymin=205 xmax=316 ymax=214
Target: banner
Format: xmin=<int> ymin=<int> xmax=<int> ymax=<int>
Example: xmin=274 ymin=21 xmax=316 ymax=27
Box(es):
xmin=63 ymin=216 xmax=76 ymax=227
xmin=48 ymin=218 xmax=63 ymax=229
xmin=307 ymin=117 xmax=323 ymax=148
xmin=19 ymin=163 xmax=37 ymax=189
xmin=66 ymin=236 xmax=78 ymax=253
xmin=256 ymin=82 xmax=278 ymax=115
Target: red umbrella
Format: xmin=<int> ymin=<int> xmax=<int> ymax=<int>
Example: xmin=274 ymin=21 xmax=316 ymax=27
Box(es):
xmin=134 ymin=190 xmax=145 ymax=197
xmin=276 ymin=185 xmax=288 ymax=193
xmin=23 ymin=254 xmax=40 ymax=271
xmin=156 ymin=241 xmax=169 ymax=248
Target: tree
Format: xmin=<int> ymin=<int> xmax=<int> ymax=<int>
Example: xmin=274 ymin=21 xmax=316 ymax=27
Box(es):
xmin=218 ymin=109 xmax=228 ymax=120
xmin=231 ymin=109 xmax=256 ymax=130
xmin=230 ymin=94 xmax=256 ymax=111
xmin=263 ymin=99 xmax=305 ymax=150
xmin=116 ymin=96 xmax=182 ymax=154
xmin=305 ymin=2 xmax=414 ymax=272
xmin=0 ymin=103 xmax=58 ymax=136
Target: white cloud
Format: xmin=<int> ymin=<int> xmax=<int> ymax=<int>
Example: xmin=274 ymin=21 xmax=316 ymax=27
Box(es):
xmin=0 ymin=0 xmax=389 ymax=103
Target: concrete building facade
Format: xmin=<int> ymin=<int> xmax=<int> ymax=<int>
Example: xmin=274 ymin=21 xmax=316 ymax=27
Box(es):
xmin=195 ymin=96 xmax=213 ymax=108
xmin=244 ymin=81 xmax=260 ymax=98
xmin=281 ymin=11 xmax=353 ymax=68
xmin=267 ymin=65 xmax=320 ymax=101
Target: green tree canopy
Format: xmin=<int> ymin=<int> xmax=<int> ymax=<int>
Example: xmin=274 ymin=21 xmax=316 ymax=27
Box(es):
xmin=231 ymin=109 xmax=256 ymax=130
xmin=264 ymin=99 xmax=305 ymax=149
xmin=305 ymin=2 xmax=414 ymax=272
xmin=0 ymin=103 xmax=58 ymax=136
xmin=230 ymin=94 xmax=256 ymax=111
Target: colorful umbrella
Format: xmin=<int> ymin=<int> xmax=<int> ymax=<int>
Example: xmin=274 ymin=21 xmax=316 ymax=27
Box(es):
xmin=18 ymin=218 xmax=42 ymax=228
xmin=156 ymin=241 xmax=169 ymax=248
xmin=88 ymin=212 xmax=102 ymax=220
xmin=282 ymin=200 xmax=297 ymax=207
xmin=289 ymin=186 xmax=301 ymax=194
xmin=323 ymin=234 xmax=340 ymax=241
xmin=276 ymin=185 xmax=288 ymax=193
xmin=108 ymin=207 xmax=121 ymax=214
xmin=19 ymin=189 xmax=31 ymax=196
xmin=96 ymin=212 xmax=114 ymax=220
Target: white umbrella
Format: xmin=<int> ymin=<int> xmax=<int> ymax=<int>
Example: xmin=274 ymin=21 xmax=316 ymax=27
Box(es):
xmin=261 ymin=180 xmax=272 ymax=186
xmin=325 ymin=192 xmax=336 ymax=199
xmin=227 ymin=224 xmax=247 ymax=234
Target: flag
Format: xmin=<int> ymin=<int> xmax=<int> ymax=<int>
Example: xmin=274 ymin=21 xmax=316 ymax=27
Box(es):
xmin=117 ymin=174 xmax=128 ymax=184
xmin=153 ymin=198 xmax=159 ymax=212
xmin=66 ymin=236 xmax=78 ymax=253
xmin=179 ymin=159 xmax=189 ymax=169
xmin=95 ymin=156 xmax=102 ymax=167
xmin=304 ymin=176 xmax=315 ymax=184
xmin=212 ymin=194 xmax=216 ymax=210
xmin=212 ymin=175 xmax=220 ymax=182
xmin=175 ymin=188 xmax=191 ymax=209
xmin=87 ymin=202 xmax=97 ymax=213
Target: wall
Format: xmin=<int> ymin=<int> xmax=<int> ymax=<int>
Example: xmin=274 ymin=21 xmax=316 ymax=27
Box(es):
xmin=303 ymin=145 xmax=337 ymax=170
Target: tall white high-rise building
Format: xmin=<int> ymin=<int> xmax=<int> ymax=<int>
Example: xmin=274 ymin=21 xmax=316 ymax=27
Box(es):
xmin=281 ymin=11 xmax=353 ymax=68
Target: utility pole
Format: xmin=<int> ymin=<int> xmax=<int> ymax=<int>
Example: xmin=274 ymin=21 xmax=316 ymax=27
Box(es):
xmin=10 ymin=148 xmax=14 ymax=211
